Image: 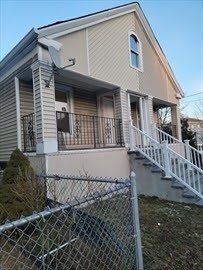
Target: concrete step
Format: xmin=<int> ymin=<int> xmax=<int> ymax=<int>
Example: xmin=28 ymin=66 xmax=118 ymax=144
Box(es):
xmin=143 ymin=158 xmax=153 ymax=166
xmin=171 ymin=179 xmax=184 ymax=189
xmin=182 ymin=188 xmax=195 ymax=199
xmin=151 ymin=164 xmax=162 ymax=173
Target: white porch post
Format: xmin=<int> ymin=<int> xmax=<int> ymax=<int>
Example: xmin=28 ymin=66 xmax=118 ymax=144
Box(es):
xmin=31 ymin=61 xmax=58 ymax=154
xmin=139 ymin=97 xmax=145 ymax=132
xmin=146 ymin=95 xmax=153 ymax=137
xmin=139 ymin=96 xmax=153 ymax=136
xmin=162 ymin=141 xmax=172 ymax=178
xmin=15 ymin=76 xmax=22 ymax=150
xmin=127 ymin=93 xmax=134 ymax=149
xmin=171 ymin=104 xmax=182 ymax=141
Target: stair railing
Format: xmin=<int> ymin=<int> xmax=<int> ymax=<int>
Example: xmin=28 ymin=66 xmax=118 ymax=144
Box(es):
xmin=151 ymin=125 xmax=203 ymax=173
xmin=130 ymin=124 xmax=203 ymax=199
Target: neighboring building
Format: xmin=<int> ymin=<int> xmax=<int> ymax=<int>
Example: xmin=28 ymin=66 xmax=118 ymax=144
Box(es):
xmin=187 ymin=117 xmax=203 ymax=131
xmin=187 ymin=118 xmax=203 ymax=151
xmin=0 ymin=3 xmax=202 ymax=203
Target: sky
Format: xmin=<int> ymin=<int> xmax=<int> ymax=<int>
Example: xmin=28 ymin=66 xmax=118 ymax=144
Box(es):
xmin=0 ymin=0 xmax=203 ymax=119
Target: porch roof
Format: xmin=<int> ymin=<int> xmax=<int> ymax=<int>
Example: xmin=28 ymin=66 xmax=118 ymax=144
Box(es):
xmin=56 ymin=68 xmax=119 ymax=93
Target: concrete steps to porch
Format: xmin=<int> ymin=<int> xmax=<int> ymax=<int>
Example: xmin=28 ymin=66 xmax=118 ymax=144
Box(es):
xmin=128 ymin=150 xmax=203 ymax=206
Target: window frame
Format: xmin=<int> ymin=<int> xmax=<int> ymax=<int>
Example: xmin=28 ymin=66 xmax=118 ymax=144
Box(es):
xmin=55 ymin=86 xmax=74 ymax=134
xmin=128 ymin=31 xmax=143 ymax=72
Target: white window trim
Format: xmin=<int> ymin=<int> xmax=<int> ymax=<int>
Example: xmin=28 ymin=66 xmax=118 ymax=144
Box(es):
xmin=128 ymin=31 xmax=143 ymax=72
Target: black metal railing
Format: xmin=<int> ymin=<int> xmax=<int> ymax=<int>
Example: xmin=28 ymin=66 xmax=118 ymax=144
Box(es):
xmin=56 ymin=112 xmax=124 ymax=151
xmin=22 ymin=113 xmax=36 ymax=152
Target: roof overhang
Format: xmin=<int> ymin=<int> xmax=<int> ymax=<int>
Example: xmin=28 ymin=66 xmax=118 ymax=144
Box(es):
xmin=56 ymin=68 xmax=119 ymax=94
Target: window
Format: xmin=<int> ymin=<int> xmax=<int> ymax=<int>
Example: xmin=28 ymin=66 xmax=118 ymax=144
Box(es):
xmin=55 ymin=90 xmax=70 ymax=133
xmin=130 ymin=34 xmax=140 ymax=68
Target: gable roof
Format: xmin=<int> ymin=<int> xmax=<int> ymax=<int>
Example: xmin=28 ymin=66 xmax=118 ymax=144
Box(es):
xmin=38 ymin=2 xmax=138 ymax=30
xmin=0 ymin=2 xmax=184 ymax=97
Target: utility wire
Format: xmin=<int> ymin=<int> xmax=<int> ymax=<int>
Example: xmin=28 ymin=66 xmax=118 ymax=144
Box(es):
xmin=183 ymin=92 xmax=203 ymax=98
xmin=181 ymin=99 xmax=203 ymax=103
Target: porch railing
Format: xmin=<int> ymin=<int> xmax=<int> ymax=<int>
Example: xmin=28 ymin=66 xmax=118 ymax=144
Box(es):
xmin=56 ymin=112 xmax=124 ymax=151
xmin=22 ymin=113 xmax=36 ymax=152
xmin=130 ymin=124 xmax=203 ymax=199
xmin=151 ymin=124 xmax=203 ymax=170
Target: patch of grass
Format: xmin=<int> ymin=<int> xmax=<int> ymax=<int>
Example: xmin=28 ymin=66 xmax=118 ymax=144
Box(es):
xmin=139 ymin=196 xmax=203 ymax=270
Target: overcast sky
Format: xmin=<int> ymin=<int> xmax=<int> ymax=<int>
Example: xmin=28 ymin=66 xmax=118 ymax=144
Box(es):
xmin=0 ymin=0 xmax=202 ymax=119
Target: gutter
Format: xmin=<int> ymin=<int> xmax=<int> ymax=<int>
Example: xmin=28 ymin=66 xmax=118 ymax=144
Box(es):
xmin=0 ymin=28 xmax=39 ymax=69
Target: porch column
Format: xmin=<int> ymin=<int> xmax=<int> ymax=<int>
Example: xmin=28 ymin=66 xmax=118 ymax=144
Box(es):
xmin=31 ymin=61 xmax=58 ymax=154
xmin=146 ymin=95 xmax=154 ymax=136
xmin=171 ymin=104 xmax=182 ymax=140
xmin=140 ymin=96 xmax=153 ymax=136
xmin=120 ymin=89 xmax=130 ymax=147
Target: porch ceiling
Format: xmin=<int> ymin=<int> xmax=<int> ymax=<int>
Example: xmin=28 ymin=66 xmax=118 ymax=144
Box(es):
xmin=153 ymin=97 xmax=175 ymax=109
xmin=57 ymin=68 xmax=119 ymax=93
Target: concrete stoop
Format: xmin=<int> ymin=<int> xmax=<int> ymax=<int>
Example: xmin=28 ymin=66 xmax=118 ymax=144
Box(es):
xmin=128 ymin=151 xmax=203 ymax=206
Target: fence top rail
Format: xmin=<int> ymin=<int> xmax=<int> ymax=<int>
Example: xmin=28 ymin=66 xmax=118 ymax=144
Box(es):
xmin=39 ymin=174 xmax=130 ymax=185
xmin=0 ymin=183 xmax=129 ymax=233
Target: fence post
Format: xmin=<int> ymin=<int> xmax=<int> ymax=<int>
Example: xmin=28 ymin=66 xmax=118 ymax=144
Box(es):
xmin=162 ymin=141 xmax=171 ymax=178
xmin=130 ymin=171 xmax=143 ymax=270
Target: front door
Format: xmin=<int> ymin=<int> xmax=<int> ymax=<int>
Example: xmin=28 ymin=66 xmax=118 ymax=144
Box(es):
xmin=55 ymin=91 xmax=70 ymax=146
xmin=102 ymin=97 xmax=116 ymax=145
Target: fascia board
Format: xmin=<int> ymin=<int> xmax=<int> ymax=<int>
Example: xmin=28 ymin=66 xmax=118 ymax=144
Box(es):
xmin=0 ymin=28 xmax=38 ymax=68
xmin=38 ymin=3 xmax=139 ymax=38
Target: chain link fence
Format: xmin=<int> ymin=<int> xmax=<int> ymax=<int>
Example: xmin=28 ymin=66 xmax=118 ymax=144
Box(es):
xmin=0 ymin=172 xmax=143 ymax=270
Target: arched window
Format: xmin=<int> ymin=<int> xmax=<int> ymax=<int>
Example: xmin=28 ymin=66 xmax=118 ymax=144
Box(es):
xmin=130 ymin=34 xmax=139 ymax=68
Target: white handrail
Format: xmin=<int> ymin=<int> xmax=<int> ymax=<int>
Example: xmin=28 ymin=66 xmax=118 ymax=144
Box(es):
xmin=131 ymin=125 xmax=203 ymax=199
xmin=152 ymin=124 xmax=182 ymax=145
xmin=152 ymin=125 xmax=203 ymax=173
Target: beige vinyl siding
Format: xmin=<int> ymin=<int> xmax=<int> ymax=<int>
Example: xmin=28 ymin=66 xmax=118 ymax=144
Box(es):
xmin=167 ymin=76 xmax=177 ymax=104
xmin=114 ymin=89 xmax=124 ymax=144
xmin=19 ymin=81 xmax=34 ymax=150
xmin=55 ymin=29 xmax=89 ymax=75
xmin=32 ymin=65 xmax=57 ymax=144
xmin=88 ymin=13 xmax=139 ymax=92
xmin=32 ymin=68 xmax=43 ymax=143
xmin=114 ymin=89 xmax=122 ymax=119
xmin=0 ymin=56 xmax=37 ymax=162
xmin=19 ymin=81 xmax=34 ymax=117
xmin=120 ymin=90 xmax=129 ymax=146
xmin=40 ymin=69 xmax=57 ymax=139
xmin=88 ymin=12 xmax=178 ymax=105
xmin=73 ymin=88 xmax=97 ymax=116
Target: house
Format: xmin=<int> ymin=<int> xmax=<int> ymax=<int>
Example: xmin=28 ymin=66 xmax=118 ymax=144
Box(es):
xmin=187 ymin=117 xmax=203 ymax=151
xmin=0 ymin=2 xmax=202 ymax=203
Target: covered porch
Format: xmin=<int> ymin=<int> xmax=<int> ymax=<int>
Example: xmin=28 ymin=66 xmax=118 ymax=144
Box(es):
xmin=18 ymin=61 xmax=124 ymax=154
xmin=127 ymin=93 xmax=182 ymax=141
